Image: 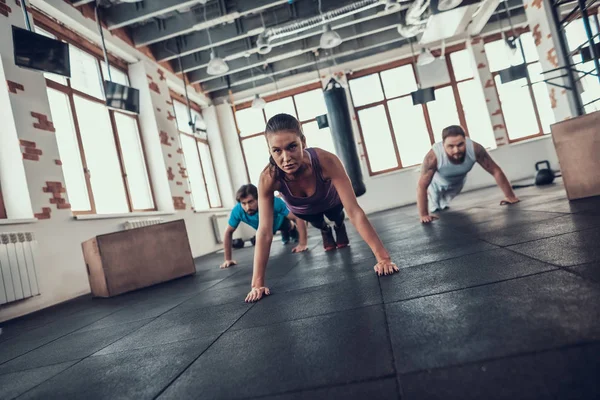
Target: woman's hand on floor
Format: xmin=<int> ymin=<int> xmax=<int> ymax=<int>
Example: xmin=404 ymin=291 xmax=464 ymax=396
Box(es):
xmin=245 ymin=286 xmax=270 ymax=303
xmin=220 ymin=260 xmax=237 ymax=269
xmin=374 ymin=259 xmax=399 ymax=276
xmin=420 ymin=214 xmax=439 ymax=224
xmin=291 ymin=244 xmax=308 ymax=253
xmin=500 ymin=196 xmax=520 ymax=205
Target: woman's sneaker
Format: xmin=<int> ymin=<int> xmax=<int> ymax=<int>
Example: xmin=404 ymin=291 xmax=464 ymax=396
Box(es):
xmin=334 ymin=222 xmax=350 ymax=248
xmin=321 ymin=227 xmax=337 ymax=251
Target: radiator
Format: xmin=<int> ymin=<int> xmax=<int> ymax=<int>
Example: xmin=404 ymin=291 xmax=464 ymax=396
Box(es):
xmin=123 ymin=218 xmax=164 ymax=230
xmin=0 ymin=232 xmax=40 ymax=305
xmin=211 ymin=213 xmax=230 ymax=244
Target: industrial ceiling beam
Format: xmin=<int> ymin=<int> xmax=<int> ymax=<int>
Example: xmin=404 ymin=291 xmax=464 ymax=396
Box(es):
xmin=158 ymin=1 xmax=394 ymax=63
xmin=186 ymin=12 xmax=405 ymax=83
xmin=130 ymin=0 xmax=289 ymax=47
xmin=104 ymin=0 xmax=209 ymax=31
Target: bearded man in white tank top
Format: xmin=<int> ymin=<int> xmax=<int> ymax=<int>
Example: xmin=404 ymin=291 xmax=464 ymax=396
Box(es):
xmin=417 ymin=125 xmax=520 ymax=223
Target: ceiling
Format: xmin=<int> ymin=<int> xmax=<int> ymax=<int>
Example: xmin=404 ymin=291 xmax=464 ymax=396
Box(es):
xmin=69 ymin=0 xmax=528 ymax=99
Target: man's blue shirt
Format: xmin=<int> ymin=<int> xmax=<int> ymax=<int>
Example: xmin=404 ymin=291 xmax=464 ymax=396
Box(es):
xmin=228 ymin=197 xmax=289 ymax=233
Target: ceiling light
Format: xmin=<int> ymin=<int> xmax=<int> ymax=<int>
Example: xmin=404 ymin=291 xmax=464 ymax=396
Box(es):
xmin=320 ymin=24 xmax=342 ymax=49
xmin=206 ymin=51 xmax=229 ymax=75
xmin=437 ymin=0 xmax=463 ymax=11
xmin=252 ymin=94 xmax=266 ymax=109
xmin=417 ymin=47 xmax=435 ymax=66
xmin=256 ymin=34 xmax=272 ymax=55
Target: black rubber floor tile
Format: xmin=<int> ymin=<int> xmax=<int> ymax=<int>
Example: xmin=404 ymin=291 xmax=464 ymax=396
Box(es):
xmin=567 ymin=262 xmax=600 ymax=283
xmin=165 ymin=284 xmax=252 ymax=315
xmin=95 ymin=301 xmax=250 ymax=355
xmin=273 ymin=259 xmax=377 ymax=293
xmin=158 ymin=306 xmax=395 ymax=400
xmin=508 ymin=227 xmax=600 ymax=266
xmin=381 ymin=249 xmax=555 ymax=304
xmin=258 ymin=377 xmax=399 ymax=400
xmin=78 ymin=296 xmax=189 ymax=332
xmin=18 ymin=338 xmax=212 ymax=400
xmin=0 ymin=320 xmax=149 ymax=374
xmin=388 ymin=239 xmax=497 ymax=269
xmin=386 ymin=270 xmax=600 ymax=374
xmin=232 ymin=275 xmax=382 ymax=330
xmin=399 ymin=343 xmax=600 ymax=400
xmin=0 ymin=361 xmax=77 ymax=400
xmin=476 ymin=214 xmax=600 ymax=246
xmin=0 ymin=310 xmax=118 ymax=365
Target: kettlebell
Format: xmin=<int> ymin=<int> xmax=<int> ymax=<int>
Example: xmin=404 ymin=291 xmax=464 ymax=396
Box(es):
xmin=535 ymin=160 xmax=555 ymax=186
xmin=232 ymin=238 xmax=245 ymax=249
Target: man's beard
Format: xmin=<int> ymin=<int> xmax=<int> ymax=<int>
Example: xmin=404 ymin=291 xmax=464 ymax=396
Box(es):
xmin=449 ymin=153 xmax=465 ymax=163
xmin=246 ymin=209 xmax=257 ymax=215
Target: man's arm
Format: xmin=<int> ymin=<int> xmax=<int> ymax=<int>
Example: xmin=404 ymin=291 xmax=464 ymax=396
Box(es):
xmin=287 ymin=212 xmax=308 ymax=253
xmin=473 ymin=142 xmax=519 ymax=205
xmin=417 ymin=150 xmax=438 ymax=223
xmin=220 ymin=225 xmax=237 ymax=269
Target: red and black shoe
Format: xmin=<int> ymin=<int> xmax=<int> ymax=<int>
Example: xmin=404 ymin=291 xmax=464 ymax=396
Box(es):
xmin=321 ymin=227 xmax=337 ymax=252
xmin=334 ymin=222 xmax=350 ymax=249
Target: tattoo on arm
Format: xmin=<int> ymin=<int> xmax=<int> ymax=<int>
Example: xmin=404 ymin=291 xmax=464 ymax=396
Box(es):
xmin=420 ymin=151 xmax=437 ymax=185
xmin=475 ymin=143 xmax=498 ymax=174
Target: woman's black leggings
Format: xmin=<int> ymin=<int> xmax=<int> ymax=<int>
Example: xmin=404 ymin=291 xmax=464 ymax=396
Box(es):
xmin=295 ymin=204 xmax=345 ymax=231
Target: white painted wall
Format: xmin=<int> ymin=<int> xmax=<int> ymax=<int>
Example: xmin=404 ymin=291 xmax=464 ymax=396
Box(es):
xmin=0 ymin=9 xmax=232 ymax=323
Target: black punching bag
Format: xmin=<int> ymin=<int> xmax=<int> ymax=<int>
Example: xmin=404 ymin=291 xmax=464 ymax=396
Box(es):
xmin=323 ymin=78 xmax=366 ymax=197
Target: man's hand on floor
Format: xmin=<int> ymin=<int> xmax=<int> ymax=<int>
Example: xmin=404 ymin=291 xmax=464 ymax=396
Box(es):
xmin=220 ymin=260 xmax=237 ymax=269
xmin=500 ymin=196 xmax=520 ymax=206
xmin=245 ymin=286 xmax=270 ymax=303
xmin=420 ymin=214 xmax=439 ymax=224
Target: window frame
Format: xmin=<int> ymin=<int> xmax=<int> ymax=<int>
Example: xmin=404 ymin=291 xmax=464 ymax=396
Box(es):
xmin=348 ymin=43 xmax=474 ymax=176
xmin=483 ymin=29 xmax=548 ymax=143
xmin=232 ymin=82 xmax=323 ymax=183
xmin=38 ymin=21 xmax=156 ymax=215
xmin=170 ymin=93 xmax=223 ymax=210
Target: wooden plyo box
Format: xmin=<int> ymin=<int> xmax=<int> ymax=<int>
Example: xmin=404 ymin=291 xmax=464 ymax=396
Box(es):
xmin=82 ymin=219 xmax=195 ymax=297
xmin=551 ymin=111 xmax=600 ymax=200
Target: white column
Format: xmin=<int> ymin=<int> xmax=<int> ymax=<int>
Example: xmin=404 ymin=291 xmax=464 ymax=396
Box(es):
xmin=467 ymin=36 xmax=510 ymax=146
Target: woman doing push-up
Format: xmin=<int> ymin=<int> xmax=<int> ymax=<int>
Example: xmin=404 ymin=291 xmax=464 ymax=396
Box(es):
xmin=245 ymin=113 xmax=399 ymax=303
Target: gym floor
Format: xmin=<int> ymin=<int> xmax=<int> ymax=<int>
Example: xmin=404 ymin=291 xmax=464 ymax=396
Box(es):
xmin=1 ymin=179 xmax=599 ymax=399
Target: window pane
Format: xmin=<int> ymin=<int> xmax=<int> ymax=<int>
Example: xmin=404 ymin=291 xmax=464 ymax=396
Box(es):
xmin=564 ymin=18 xmax=599 ymax=52
xmin=519 ymin=32 xmax=539 ymax=63
xmin=264 ymin=97 xmax=296 ymax=121
xmin=193 ymin=109 xmax=207 ymax=132
xmin=528 ymin=62 xmax=555 ymax=133
xmin=380 ymin=65 xmax=418 ymax=99
xmin=34 ymin=27 xmax=68 ymax=85
xmin=235 ymin=107 xmax=265 ymax=137
xmin=494 ymin=75 xmax=540 ymax=140
xmin=197 ymin=142 xmax=221 ymax=208
xmin=457 ymin=80 xmax=495 ymax=149
xmin=356 ymin=105 xmax=398 ymax=172
xmin=101 ymin=62 xmax=129 ymax=86
xmin=114 ymin=113 xmax=154 ymax=210
xmin=484 ymin=34 xmax=538 ymax=73
xmin=47 ymin=89 xmax=90 ymax=211
xmin=181 ymin=134 xmax=210 ymax=211
xmin=74 ymin=96 xmax=129 ymax=214
xmin=70 ymin=46 xmax=104 ymax=99
xmin=450 ymin=50 xmax=474 ymax=81
xmin=294 ymin=89 xmax=327 ymax=121
xmin=173 ymin=100 xmax=193 ymax=134
xmin=242 ymin=136 xmax=269 ymax=185
xmin=349 ymin=74 xmax=384 ymax=107
xmin=302 ymin=121 xmax=336 ymax=155
xmin=426 ymin=86 xmax=461 ymax=143
xmin=388 ymin=97 xmax=431 ymax=167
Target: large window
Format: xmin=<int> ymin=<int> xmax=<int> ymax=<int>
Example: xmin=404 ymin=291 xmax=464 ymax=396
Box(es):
xmin=484 ymin=32 xmax=555 ymax=141
xmin=233 ymin=83 xmax=334 ymax=184
xmin=171 ymin=98 xmax=222 ymax=210
xmin=348 ymin=46 xmax=494 ymax=175
xmin=38 ymin=25 xmax=155 ymax=214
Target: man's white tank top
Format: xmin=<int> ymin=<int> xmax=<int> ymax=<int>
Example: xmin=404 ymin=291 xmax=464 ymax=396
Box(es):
xmin=431 ymin=137 xmax=477 ymax=188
